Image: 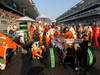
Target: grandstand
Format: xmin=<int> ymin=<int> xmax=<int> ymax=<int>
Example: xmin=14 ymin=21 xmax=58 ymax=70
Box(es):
xmin=0 ymin=0 xmax=39 ymax=32
xmin=56 ymin=0 xmax=100 ymax=25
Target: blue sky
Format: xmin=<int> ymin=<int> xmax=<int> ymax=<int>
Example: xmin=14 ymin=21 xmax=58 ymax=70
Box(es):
xmin=33 ymin=0 xmax=82 ymax=20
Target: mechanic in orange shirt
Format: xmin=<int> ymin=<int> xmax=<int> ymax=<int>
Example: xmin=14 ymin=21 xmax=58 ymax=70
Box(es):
xmin=31 ymin=42 xmax=42 ymax=59
xmin=45 ymin=32 xmax=50 ymax=46
xmin=93 ymin=24 xmax=100 ymax=48
xmin=29 ymin=25 xmax=34 ymax=41
xmin=39 ymin=32 xmax=43 ymax=44
xmin=64 ymin=28 xmax=74 ymax=39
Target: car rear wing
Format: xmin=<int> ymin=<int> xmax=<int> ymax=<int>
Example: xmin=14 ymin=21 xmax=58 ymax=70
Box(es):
xmin=64 ymin=39 xmax=83 ymax=44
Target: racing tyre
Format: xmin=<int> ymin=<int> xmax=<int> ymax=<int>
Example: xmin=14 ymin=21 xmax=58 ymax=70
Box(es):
xmin=6 ymin=48 xmax=14 ymax=64
xmin=87 ymin=47 xmax=96 ymax=67
xmin=46 ymin=47 xmax=57 ymax=68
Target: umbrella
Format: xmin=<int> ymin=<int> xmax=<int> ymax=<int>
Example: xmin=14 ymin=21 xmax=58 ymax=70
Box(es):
xmin=16 ymin=16 xmax=35 ymax=22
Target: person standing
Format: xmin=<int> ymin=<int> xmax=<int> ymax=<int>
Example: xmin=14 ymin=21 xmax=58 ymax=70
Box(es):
xmin=93 ymin=24 xmax=100 ymax=48
xmin=29 ymin=25 xmax=34 ymax=41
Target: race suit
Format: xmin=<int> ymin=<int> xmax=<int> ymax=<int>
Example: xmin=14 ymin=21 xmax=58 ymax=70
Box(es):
xmin=93 ymin=26 xmax=100 ymax=48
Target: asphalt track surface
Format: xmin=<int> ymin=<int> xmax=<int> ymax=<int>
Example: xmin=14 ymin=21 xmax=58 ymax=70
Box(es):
xmin=0 ymin=48 xmax=100 ymax=75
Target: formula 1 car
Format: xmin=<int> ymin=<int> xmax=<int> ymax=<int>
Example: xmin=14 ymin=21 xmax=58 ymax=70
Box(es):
xmin=0 ymin=33 xmax=18 ymax=70
xmin=51 ymin=38 xmax=96 ymax=74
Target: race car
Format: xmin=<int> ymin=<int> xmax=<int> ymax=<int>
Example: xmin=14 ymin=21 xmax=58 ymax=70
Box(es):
xmin=0 ymin=33 xmax=18 ymax=70
xmin=51 ymin=38 xmax=96 ymax=74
